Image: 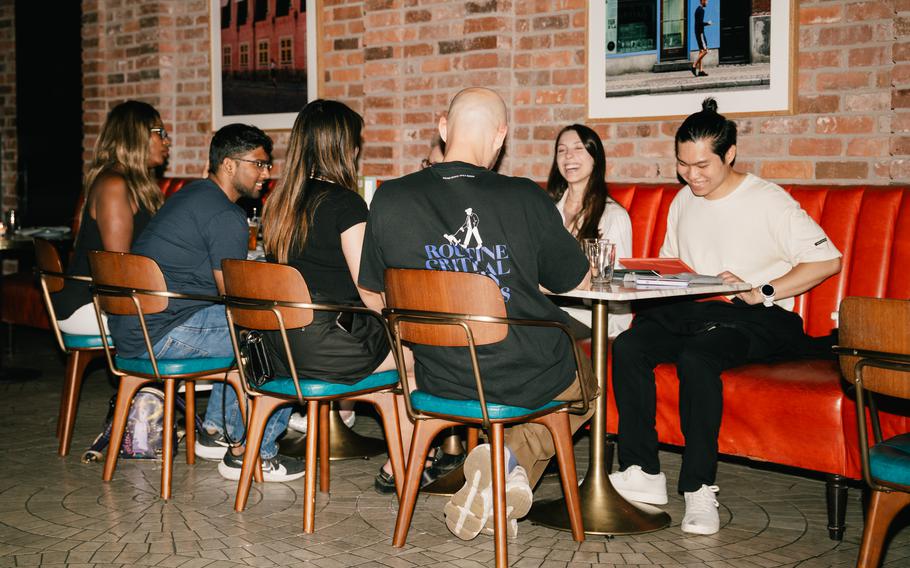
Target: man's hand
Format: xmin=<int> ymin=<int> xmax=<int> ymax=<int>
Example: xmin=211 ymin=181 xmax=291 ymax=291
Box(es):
xmin=716 ymin=270 xmax=761 ymax=304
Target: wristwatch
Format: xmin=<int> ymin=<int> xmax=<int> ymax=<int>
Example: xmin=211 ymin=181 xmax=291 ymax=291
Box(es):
xmin=760 ymin=283 xmax=775 ymax=307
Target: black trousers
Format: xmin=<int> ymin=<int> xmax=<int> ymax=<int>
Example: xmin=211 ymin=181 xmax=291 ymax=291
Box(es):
xmin=613 ymin=317 xmax=773 ymax=493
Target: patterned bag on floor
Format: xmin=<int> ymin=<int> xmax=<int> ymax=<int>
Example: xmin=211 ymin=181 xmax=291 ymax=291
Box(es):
xmin=81 ymin=387 xmax=194 ymax=463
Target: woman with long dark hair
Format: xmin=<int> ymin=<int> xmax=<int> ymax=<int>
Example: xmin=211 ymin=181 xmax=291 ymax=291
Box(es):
xmin=262 ymin=98 xmax=396 ymax=381
xmin=54 ymin=100 xmax=168 ymax=335
xmin=546 ymin=124 xmax=632 ymax=336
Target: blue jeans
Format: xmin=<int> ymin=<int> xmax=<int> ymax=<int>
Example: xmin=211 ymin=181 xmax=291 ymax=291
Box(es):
xmin=149 ymin=304 xmax=291 ymax=459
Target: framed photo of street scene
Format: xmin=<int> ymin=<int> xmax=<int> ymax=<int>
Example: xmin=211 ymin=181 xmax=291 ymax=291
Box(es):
xmin=587 ymin=0 xmax=795 ymax=121
xmin=210 ymin=0 xmax=319 ymax=130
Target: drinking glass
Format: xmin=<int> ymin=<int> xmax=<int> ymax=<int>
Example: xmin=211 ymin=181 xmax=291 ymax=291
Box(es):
xmin=4 ymin=209 xmax=18 ymax=235
xmin=584 ymin=238 xmax=616 ymax=286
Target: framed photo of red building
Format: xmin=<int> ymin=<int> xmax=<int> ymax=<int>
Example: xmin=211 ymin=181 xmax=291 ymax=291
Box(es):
xmin=210 ymin=0 xmax=319 ymax=130
xmin=587 ymin=0 xmax=795 ymax=121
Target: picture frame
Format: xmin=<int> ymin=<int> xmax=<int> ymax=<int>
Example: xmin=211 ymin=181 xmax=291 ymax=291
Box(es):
xmin=209 ymin=0 xmax=320 ymax=131
xmin=587 ymin=0 xmax=796 ymax=121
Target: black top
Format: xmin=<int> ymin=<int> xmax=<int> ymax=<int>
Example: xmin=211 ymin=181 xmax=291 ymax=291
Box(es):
xmin=263 ymin=180 xmax=388 ymax=383
xmin=284 ymin=179 xmax=367 ymax=303
xmin=695 ymin=5 xmax=707 ymax=35
xmin=108 ymin=179 xmax=247 ymax=358
xmin=52 ymin=201 xmax=152 ymax=320
xmin=359 ymin=161 xmax=588 ymax=409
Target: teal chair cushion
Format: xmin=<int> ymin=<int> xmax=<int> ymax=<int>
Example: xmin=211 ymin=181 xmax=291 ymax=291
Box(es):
xmin=259 ymin=370 xmax=399 ymax=397
xmin=871 ymin=433 xmax=910 ymax=487
xmin=411 ymin=390 xmax=564 ymax=420
xmin=115 ymin=356 xmax=235 ymax=376
xmin=62 ymin=333 xmax=111 ymax=349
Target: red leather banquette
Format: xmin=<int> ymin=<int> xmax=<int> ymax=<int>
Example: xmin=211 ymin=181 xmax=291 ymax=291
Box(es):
xmin=604 ymin=182 xmax=910 ymax=540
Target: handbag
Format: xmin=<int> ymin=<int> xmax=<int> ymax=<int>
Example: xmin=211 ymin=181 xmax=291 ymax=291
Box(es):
xmin=238 ymin=329 xmax=273 ymax=387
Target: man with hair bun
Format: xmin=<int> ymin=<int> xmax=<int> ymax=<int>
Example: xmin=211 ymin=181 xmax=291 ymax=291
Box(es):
xmin=609 ymin=98 xmax=842 ymax=535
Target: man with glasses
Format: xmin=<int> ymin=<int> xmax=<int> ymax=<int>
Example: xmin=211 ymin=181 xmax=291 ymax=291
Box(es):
xmin=108 ymin=123 xmax=304 ymax=482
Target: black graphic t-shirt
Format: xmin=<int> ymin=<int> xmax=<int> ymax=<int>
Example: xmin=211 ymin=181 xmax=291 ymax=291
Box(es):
xmin=359 ymin=161 xmax=588 ymax=408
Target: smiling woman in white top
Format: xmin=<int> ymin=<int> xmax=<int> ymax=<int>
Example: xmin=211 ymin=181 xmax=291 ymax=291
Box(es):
xmin=546 ymin=124 xmax=633 ymax=337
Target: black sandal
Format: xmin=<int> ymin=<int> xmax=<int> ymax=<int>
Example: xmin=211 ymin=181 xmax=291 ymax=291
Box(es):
xmin=373 ymin=464 xmax=438 ymax=494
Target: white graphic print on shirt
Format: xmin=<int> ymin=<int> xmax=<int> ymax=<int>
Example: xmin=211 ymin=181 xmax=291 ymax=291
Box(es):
xmin=424 ymin=207 xmax=512 ymax=301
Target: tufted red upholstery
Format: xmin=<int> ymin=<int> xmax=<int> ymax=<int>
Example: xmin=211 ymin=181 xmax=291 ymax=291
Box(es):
xmin=601 ymin=182 xmax=910 ymax=481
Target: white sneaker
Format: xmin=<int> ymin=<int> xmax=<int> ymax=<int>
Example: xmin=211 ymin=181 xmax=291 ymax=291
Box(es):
xmin=480 ymin=465 xmax=533 ymax=538
xmin=681 ymin=484 xmax=720 ymax=535
xmin=609 ymin=465 xmax=668 ymax=505
xmin=287 ymin=409 xmax=355 ymax=435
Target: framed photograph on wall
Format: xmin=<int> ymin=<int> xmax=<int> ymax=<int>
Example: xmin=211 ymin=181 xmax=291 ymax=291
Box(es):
xmin=210 ymin=0 xmax=319 ymax=130
xmin=587 ymin=0 xmax=795 ymax=121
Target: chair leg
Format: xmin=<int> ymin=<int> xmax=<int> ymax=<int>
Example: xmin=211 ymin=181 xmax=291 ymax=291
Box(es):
xmin=489 ymin=423 xmax=509 ymax=568
xmin=857 ymin=489 xmax=910 ymax=567
xmin=222 ymin=372 xmax=262 ymax=483
xmin=536 ymin=412 xmax=585 ymax=542
xmin=304 ymin=400 xmax=321 ymax=533
xmin=184 ymin=381 xmax=195 ymax=465
xmin=392 ymin=418 xmax=453 ymax=547
xmin=102 ymin=375 xmax=151 ymax=482
xmin=361 ymin=392 xmax=405 ymax=498
xmin=318 ymin=401 xmax=330 ymax=493
xmin=234 ymin=395 xmax=284 ymax=512
xmin=467 ymin=426 xmax=479 ymax=452
xmin=161 ymin=380 xmax=177 ymax=500
xmin=58 ymin=350 xmax=102 ymax=456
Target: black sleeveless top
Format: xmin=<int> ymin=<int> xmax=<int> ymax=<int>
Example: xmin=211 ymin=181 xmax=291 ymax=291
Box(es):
xmin=52 ymin=202 xmax=152 ymax=321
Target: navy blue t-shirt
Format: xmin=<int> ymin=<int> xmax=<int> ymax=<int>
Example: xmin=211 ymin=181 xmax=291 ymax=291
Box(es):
xmin=108 ymin=179 xmax=247 ymax=358
xmin=359 ymin=162 xmax=588 ymax=409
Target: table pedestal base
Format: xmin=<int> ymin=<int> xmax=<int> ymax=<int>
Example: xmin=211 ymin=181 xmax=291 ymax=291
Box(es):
xmin=527 ymin=466 xmax=670 ymax=535
xmin=279 ymin=408 xmax=386 ymax=460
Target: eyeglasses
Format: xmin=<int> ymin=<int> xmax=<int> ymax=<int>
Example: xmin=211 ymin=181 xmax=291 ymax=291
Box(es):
xmin=234 ymin=158 xmax=273 ymax=171
xmin=150 ymin=127 xmax=169 ymax=140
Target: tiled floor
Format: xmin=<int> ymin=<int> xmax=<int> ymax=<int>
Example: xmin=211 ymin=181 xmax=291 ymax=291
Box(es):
xmin=1 ymin=327 xmax=909 ymax=567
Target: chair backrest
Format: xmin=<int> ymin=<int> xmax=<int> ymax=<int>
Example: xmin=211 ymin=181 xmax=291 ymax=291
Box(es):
xmin=839 ymin=296 xmax=910 ymax=400
xmin=384 ymin=269 xmax=507 ymax=347
xmin=88 ymin=250 xmax=169 ymax=315
xmin=221 ymin=259 xmax=313 ymax=330
xmin=34 ymin=238 xmax=65 ymax=293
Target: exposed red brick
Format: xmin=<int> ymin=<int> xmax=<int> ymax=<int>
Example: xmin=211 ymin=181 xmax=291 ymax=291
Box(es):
xmin=816 ymin=161 xmax=869 ymax=179
xmin=845 ymin=2 xmax=893 ymax=21
xmin=818 ymin=25 xmax=874 ymax=45
xmin=816 ymin=71 xmax=871 ymax=91
xmin=760 ymin=161 xmax=814 ymax=180
xmin=847 ymin=137 xmax=890 ymax=157
xmin=816 ymin=116 xmax=876 ymax=134
xmin=797 ymin=95 xmax=839 ymax=115
xmin=789 ymin=138 xmax=842 ymax=156
xmin=799 ymin=5 xmax=842 ymax=25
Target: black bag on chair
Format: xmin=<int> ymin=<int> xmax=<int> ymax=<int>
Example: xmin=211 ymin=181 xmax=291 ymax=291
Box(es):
xmin=238 ymin=329 xmax=273 ymax=387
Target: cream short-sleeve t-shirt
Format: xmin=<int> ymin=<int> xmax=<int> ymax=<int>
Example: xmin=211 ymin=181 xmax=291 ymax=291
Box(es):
xmin=659 ymin=173 xmax=841 ymax=311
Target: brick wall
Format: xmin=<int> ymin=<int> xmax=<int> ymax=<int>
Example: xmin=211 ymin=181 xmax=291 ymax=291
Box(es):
xmin=0 ymin=0 xmax=15 ymax=211
xmin=82 ymin=0 xmax=910 ymax=185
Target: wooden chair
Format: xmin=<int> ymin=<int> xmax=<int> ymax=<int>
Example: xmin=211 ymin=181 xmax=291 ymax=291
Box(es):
xmin=34 ymin=238 xmax=107 ymax=456
xmin=836 ymin=296 xmax=910 ymax=568
xmin=220 ymin=259 xmax=405 ymax=533
xmin=383 ymin=269 xmax=589 ymax=568
xmin=88 ymin=250 xmax=245 ymax=499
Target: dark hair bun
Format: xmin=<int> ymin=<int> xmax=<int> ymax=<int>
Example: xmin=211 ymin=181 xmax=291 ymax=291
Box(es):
xmin=701 ymin=98 xmax=718 ymax=113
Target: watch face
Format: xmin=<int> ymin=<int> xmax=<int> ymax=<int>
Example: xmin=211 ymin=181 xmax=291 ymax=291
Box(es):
xmin=760 ymin=284 xmax=775 ymax=296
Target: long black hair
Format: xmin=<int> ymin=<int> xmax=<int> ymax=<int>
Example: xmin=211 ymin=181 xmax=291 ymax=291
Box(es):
xmin=546 ymin=124 xmax=612 ymax=242
xmin=675 ymin=97 xmax=737 ymax=164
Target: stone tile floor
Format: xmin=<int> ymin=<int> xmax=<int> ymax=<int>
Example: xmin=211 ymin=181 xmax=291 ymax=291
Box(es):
xmin=1 ymin=327 xmax=909 ymax=567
